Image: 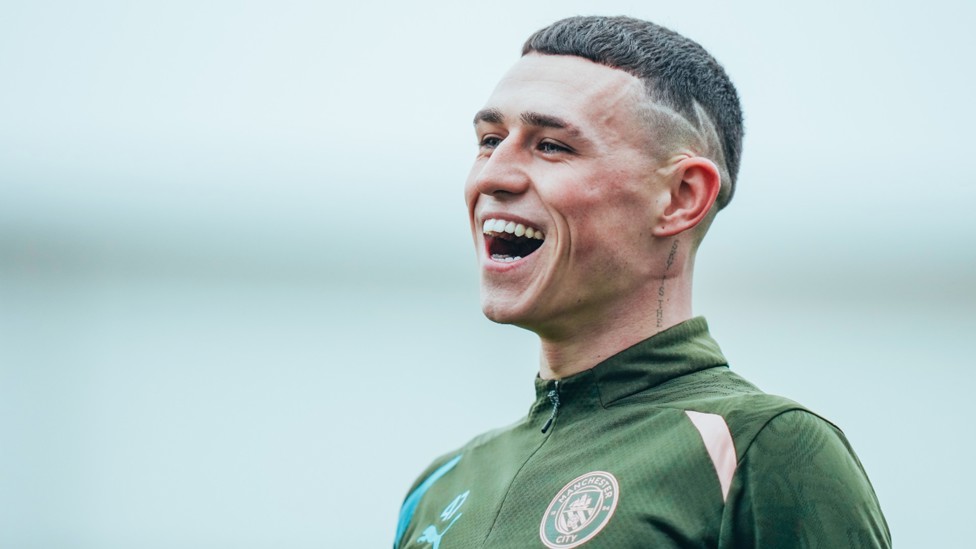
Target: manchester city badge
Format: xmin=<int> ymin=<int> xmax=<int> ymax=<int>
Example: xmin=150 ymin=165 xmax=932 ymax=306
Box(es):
xmin=539 ymin=471 xmax=619 ymax=548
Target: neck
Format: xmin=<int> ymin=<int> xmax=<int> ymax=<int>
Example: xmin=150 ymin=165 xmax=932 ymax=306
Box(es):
xmin=537 ymin=270 xmax=694 ymax=380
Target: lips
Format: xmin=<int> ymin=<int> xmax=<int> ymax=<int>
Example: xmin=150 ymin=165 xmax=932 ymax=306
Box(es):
xmin=482 ymin=217 xmax=546 ymax=262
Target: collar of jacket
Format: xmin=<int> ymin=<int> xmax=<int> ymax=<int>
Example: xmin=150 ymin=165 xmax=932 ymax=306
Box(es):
xmin=532 ymin=317 xmax=729 ymax=409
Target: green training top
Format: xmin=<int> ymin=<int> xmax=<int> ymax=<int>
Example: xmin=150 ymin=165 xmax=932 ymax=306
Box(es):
xmin=394 ymin=318 xmax=891 ymax=548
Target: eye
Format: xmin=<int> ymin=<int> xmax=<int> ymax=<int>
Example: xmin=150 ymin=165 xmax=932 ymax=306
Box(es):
xmin=538 ymin=140 xmax=572 ymax=154
xmin=479 ymin=135 xmax=502 ymax=150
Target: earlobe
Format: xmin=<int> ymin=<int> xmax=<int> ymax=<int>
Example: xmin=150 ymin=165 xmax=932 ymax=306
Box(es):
xmin=651 ymin=157 xmax=721 ymax=237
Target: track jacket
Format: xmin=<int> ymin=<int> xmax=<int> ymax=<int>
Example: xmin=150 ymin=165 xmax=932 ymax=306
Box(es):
xmin=394 ymin=318 xmax=891 ymax=548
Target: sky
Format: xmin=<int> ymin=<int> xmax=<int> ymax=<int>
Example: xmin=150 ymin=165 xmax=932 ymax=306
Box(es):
xmin=1 ymin=0 xmax=974 ymax=547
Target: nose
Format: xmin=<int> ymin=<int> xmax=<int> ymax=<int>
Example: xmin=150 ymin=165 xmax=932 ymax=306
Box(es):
xmin=467 ymin=139 xmax=531 ymax=198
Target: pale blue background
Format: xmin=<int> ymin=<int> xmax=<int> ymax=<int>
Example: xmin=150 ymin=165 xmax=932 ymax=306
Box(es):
xmin=2 ymin=1 xmax=973 ymax=547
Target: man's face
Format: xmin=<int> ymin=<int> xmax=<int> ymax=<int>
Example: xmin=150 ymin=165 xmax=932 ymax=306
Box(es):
xmin=465 ymin=54 xmax=670 ymax=338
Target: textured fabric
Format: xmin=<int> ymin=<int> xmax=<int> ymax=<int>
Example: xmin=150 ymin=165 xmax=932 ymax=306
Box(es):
xmin=395 ymin=318 xmax=891 ymax=548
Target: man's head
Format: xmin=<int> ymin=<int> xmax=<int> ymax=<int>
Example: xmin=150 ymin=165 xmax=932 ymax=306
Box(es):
xmin=523 ymin=16 xmax=743 ymax=209
xmin=464 ymin=16 xmax=743 ymax=340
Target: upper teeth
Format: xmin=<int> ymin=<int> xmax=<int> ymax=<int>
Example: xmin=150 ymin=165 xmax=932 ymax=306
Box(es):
xmin=482 ymin=218 xmax=544 ymax=240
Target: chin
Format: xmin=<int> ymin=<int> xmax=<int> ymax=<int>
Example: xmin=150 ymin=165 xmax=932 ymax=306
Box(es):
xmin=480 ymin=291 xmax=529 ymax=327
xmin=480 ymin=300 xmax=515 ymax=325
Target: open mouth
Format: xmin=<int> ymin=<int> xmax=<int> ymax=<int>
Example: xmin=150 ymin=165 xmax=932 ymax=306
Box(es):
xmin=483 ymin=218 xmax=545 ymax=262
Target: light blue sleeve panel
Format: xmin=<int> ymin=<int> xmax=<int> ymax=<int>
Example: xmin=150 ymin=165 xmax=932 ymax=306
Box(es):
xmin=394 ymin=454 xmax=462 ymax=549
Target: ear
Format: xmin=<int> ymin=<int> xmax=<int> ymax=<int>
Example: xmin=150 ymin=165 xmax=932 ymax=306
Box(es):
xmin=651 ymin=157 xmax=722 ymax=237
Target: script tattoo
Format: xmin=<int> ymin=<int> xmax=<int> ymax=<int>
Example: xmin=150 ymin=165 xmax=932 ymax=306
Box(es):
xmin=655 ymin=240 xmax=679 ymax=328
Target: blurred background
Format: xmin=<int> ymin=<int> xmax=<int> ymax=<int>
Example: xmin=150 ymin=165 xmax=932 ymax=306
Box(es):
xmin=1 ymin=0 xmax=973 ymax=546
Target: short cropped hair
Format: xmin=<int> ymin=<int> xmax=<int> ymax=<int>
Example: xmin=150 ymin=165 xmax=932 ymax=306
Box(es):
xmin=523 ymin=16 xmax=744 ymax=209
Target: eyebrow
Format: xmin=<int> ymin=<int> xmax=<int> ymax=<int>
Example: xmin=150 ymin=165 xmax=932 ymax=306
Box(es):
xmin=520 ymin=111 xmax=572 ymax=132
xmin=473 ymin=108 xmax=504 ymax=125
xmin=473 ymin=109 xmax=582 ymax=138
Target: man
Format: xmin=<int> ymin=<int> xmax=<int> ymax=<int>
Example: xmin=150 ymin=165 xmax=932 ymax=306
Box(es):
xmin=395 ymin=15 xmax=890 ymax=549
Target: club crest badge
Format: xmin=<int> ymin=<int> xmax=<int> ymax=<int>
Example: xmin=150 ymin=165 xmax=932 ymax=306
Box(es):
xmin=539 ymin=471 xmax=619 ymax=549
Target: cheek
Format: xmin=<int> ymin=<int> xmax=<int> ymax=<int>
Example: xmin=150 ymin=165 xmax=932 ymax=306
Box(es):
xmin=463 ymin=165 xmax=482 ymax=213
xmin=554 ymin=183 xmax=656 ymax=267
xmin=554 ymin=179 xmax=651 ymax=230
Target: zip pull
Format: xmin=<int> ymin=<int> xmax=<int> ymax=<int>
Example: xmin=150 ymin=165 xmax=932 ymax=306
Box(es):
xmin=541 ymin=381 xmax=561 ymax=433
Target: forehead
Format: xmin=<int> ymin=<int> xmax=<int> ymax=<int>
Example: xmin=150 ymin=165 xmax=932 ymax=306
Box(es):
xmin=483 ymin=54 xmax=648 ymax=136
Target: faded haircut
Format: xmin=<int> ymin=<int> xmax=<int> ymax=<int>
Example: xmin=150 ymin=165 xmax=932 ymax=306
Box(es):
xmin=523 ymin=16 xmax=744 ymax=209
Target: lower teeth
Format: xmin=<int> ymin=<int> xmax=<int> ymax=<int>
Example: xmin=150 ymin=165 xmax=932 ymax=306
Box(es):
xmin=491 ymin=254 xmax=522 ymax=263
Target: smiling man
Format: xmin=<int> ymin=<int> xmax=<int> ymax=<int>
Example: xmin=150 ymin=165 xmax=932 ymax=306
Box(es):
xmin=395 ymin=16 xmax=890 ymax=549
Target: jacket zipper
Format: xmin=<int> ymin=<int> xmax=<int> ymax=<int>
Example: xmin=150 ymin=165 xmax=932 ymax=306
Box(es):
xmin=541 ymin=380 xmax=560 ymax=433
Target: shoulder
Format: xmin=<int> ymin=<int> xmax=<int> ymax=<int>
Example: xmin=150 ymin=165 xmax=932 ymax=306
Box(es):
xmin=742 ymin=407 xmax=850 ymax=462
xmin=663 ymin=370 xmax=879 ymax=487
xmin=394 ymin=418 xmax=526 ymax=548
xmin=713 ymin=392 xmax=822 ymax=462
xmin=648 ymin=367 xmax=819 ymax=458
xmin=400 ymin=416 xmax=523 ymax=499
xmin=720 ymin=409 xmax=892 ymax=547
xmin=734 ymin=407 xmax=866 ymax=487
xmin=653 ymin=369 xmax=890 ymax=545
